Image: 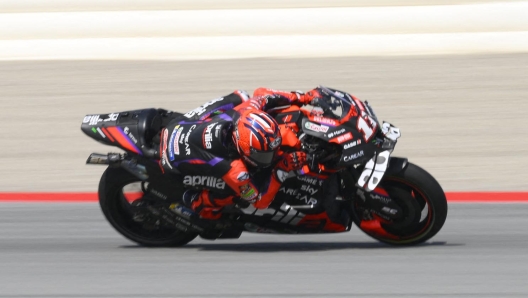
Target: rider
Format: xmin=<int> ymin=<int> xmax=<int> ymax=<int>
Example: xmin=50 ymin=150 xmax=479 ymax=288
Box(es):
xmin=159 ymin=87 xmax=324 ymax=219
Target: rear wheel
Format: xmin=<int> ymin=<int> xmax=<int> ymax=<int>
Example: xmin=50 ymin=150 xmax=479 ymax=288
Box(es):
xmin=98 ymin=166 xmax=197 ymax=246
xmin=352 ymin=162 xmax=447 ymax=246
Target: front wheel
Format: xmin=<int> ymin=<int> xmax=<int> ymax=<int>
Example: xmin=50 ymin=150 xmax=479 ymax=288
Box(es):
xmin=98 ymin=166 xmax=198 ymax=247
xmin=352 ymin=162 xmax=448 ymax=246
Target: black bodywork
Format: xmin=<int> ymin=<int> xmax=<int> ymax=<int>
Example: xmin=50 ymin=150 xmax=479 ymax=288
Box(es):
xmin=83 ymin=106 xmax=408 ymax=238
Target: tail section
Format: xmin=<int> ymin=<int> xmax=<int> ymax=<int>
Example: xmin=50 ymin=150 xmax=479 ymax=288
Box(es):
xmin=81 ymin=109 xmax=162 ymax=157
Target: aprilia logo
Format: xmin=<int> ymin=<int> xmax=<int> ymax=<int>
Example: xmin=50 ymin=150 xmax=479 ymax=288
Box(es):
xmin=183 ymin=175 xmax=226 ymax=189
xmin=203 ymin=123 xmax=216 ymax=149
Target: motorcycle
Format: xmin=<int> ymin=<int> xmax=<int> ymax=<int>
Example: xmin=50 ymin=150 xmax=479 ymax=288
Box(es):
xmin=81 ymin=88 xmax=447 ymax=246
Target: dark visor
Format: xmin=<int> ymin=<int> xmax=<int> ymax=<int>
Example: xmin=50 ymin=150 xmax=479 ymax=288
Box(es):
xmin=249 ymin=149 xmax=275 ymax=166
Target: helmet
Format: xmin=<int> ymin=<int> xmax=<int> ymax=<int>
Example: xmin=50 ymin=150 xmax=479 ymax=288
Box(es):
xmin=233 ymin=111 xmax=281 ymax=167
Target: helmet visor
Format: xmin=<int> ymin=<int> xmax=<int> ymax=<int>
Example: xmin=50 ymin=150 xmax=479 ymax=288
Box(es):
xmin=249 ymin=149 xmax=275 ymax=167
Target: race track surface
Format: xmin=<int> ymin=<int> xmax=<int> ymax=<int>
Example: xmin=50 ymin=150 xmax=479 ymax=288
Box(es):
xmin=0 ymin=203 xmax=526 ymax=297
xmin=1 ymin=54 xmax=528 ymax=192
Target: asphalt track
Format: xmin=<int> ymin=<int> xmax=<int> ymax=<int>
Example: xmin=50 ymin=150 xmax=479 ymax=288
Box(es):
xmin=0 ymin=203 xmax=526 ymax=297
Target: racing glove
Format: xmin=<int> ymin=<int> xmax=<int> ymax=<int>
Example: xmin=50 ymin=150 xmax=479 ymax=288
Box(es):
xmin=277 ymin=151 xmax=307 ymax=172
xmin=297 ymin=87 xmax=324 ymax=105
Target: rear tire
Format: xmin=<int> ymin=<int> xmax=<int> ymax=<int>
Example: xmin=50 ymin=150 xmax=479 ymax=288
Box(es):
xmin=352 ymin=162 xmax=448 ymax=246
xmin=99 ymin=166 xmax=198 ymax=247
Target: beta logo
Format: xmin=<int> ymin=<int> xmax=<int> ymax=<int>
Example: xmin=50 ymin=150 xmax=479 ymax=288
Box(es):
xmin=183 ymin=175 xmax=226 ymax=189
xmin=304 ymin=122 xmax=329 ymax=133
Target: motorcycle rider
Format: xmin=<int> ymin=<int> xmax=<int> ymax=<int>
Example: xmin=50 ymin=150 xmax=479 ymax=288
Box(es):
xmin=160 ymin=87 xmax=324 ymax=220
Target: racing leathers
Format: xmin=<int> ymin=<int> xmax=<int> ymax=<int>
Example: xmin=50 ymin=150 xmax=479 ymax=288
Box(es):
xmin=160 ymin=88 xmax=321 ymax=219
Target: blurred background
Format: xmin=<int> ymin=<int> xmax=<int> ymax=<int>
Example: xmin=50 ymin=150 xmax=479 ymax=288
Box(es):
xmin=1 ymin=1 xmax=528 ymax=297
xmin=1 ymin=0 xmax=528 ymax=193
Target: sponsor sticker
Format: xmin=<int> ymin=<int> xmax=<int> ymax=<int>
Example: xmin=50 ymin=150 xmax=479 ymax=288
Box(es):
xmin=297 ymin=175 xmax=323 ymax=186
xmin=123 ymin=127 xmax=138 ymax=144
xmin=279 ymin=187 xmax=298 ymax=196
xmin=83 ymin=113 xmax=119 ymax=125
xmin=344 ymin=150 xmax=365 ymax=162
xmin=215 ymin=124 xmax=222 ymax=138
xmin=240 ymin=184 xmax=258 ymax=202
xmin=202 ymin=123 xmax=216 ymax=149
xmin=184 ymin=125 xmax=196 ymax=155
xmin=344 ymin=139 xmax=362 ymax=149
xmin=300 ymin=184 xmax=318 ymax=195
xmin=170 ymin=126 xmax=183 ymax=159
xmin=304 ymin=122 xmax=329 ymax=133
xmin=183 ymin=175 xmax=226 ymax=189
xmin=237 ymin=171 xmax=250 ymax=181
xmin=160 ymin=129 xmax=173 ymax=169
xmin=328 ymin=128 xmax=346 ymax=138
xmin=269 ymin=137 xmax=282 ymax=150
xmin=296 ymin=195 xmax=318 ymax=205
xmin=336 ymin=132 xmax=352 ymax=144
xmin=313 ymin=116 xmax=337 ymax=126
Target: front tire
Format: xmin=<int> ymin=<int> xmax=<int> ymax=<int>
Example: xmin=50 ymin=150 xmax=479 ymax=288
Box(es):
xmin=99 ymin=166 xmax=198 ymax=247
xmin=352 ymin=162 xmax=448 ymax=246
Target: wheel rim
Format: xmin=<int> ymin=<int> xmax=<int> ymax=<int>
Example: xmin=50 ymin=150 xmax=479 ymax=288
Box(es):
xmin=354 ymin=177 xmax=436 ymax=244
xmin=106 ymin=181 xmax=187 ymax=243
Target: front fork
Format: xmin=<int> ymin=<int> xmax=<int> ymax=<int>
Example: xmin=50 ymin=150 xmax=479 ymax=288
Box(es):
xmin=342 ymin=157 xmax=409 ymax=222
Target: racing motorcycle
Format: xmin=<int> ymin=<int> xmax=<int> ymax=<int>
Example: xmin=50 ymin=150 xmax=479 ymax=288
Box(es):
xmin=81 ymin=88 xmax=447 ymax=246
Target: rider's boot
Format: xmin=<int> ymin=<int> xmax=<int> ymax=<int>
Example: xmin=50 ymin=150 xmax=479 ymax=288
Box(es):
xmin=174 ymin=189 xmax=230 ymax=229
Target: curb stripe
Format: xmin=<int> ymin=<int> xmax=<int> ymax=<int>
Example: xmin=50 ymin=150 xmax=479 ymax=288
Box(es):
xmin=446 ymin=192 xmax=528 ymax=203
xmin=0 ymin=193 xmax=98 ymax=202
xmin=0 ymin=192 xmax=527 ymax=203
